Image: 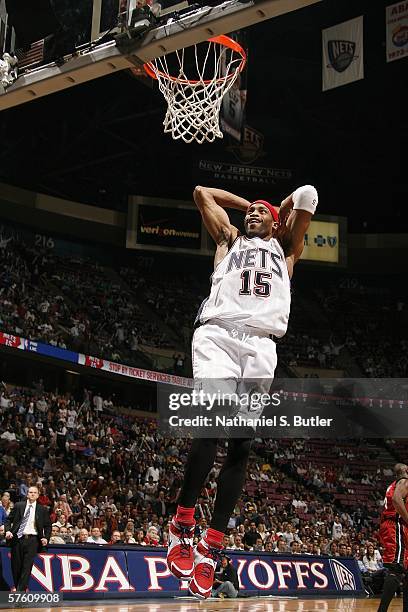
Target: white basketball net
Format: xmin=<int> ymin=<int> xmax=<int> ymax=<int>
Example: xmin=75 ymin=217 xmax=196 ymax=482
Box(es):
xmin=145 ymin=38 xmax=245 ymax=144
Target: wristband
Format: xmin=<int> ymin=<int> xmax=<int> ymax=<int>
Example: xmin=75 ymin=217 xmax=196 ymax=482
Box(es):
xmin=292 ymin=185 xmax=318 ymax=215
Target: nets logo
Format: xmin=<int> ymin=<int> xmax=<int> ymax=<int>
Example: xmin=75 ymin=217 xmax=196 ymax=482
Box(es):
xmin=227 ymin=126 xmax=265 ymax=164
xmin=85 ymin=356 xmax=104 ymax=369
xmin=0 ymin=332 xmax=20 ymax=348
xmin=329 ymin=559 xmax=356 ymax=590
xmin=328 ymin=40 xmax=357 ymax=72
xmin=392 ymin=25 xmax=408 ymax=47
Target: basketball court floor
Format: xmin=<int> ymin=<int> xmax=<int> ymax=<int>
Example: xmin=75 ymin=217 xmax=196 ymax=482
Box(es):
xmin=3 ymin=597 xmax=402 ymax=612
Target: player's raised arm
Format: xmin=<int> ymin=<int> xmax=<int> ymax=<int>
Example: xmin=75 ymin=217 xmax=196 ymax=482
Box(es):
xmin=278 ymin=185 xmax=318 ymax=265
xmin=392 ymin=478 xmax=408 ymax=525
xmin=193 ymin=186 xmax=250 ymax=247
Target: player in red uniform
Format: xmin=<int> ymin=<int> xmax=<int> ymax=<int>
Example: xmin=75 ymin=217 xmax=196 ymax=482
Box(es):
xmin=378 ymin=463 xmax=408 ymax=612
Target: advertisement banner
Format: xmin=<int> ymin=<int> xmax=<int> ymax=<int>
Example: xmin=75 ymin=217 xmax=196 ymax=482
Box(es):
xmin=386 ymin=1 xmax=408 ymax=62
xmin=0 ymin=546 xmax=364 ymax=599
xmin=0 ymin=331 xmax=192 ymax=387
xmin=301 ymin=220 xmax=339 ymax=263
xmin=322 ymin=16 xmax=364 ymax=91
xmin=136 ymin=205 xmax=201 ymax=250
xmin=0 ymin=332 xmax=20 ymax=349
xmin=23 ymin=339 xmax=78 ymax=364
xmin=78 ymin=353 xmax=193 ymax=387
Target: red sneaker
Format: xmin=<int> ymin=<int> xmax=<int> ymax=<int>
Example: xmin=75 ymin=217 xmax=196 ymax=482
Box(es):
xmin=166 ymin=520 xmax=195 ymax=580
xmin=189 ymin=539 xmax=222 ymax=599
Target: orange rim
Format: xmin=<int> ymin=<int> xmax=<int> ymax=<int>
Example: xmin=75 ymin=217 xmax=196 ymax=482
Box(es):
xmin=143 ymin=35 xmax=246 ymax=84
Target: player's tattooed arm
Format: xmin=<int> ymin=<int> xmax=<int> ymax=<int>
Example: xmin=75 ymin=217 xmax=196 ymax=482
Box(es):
xmin=194 ymin=186 xmax=250 ymax=268
xmin=393 ymin=478 xmax=408 ymax=525
xmin=193 ymin=186 xmax=249 ymax=246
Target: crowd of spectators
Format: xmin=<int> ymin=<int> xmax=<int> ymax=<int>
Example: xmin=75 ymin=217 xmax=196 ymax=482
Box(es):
xmin=0 ymin=239 xmax=69 ymax=349
xmin=278 ymin=331 xmax=343 ymax=370
xmin=0 ymin=383 xmax=392 ymax=571
xmin=120 ymin=266 xmax=200 ymax=352
xmin=1 ymin=230 xmax=407 ymax=379
xmin=312 ymin=279 xmax=408 ymax=377
xmin=272 ymin=439 xmax=390 ymax=514
xmin=48 ymin=253 xmax=171 ymax=358
xmin=0 ymin=237 xmax=167 ymax=367
xmin=0 ymin=240 xmax=340 ymax=378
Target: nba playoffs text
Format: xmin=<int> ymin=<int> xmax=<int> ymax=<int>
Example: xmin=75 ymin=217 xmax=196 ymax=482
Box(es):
xmin=157 ymin=378 xmax=408 ymax=439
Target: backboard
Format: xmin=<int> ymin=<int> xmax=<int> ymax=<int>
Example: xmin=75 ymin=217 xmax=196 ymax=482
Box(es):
xmin=0 ymin=0 xmax=321 ymax=111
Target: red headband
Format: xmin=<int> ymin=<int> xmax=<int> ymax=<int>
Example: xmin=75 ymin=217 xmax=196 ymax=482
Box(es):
xmin=252 ymin=200 xmax=279 ymax=222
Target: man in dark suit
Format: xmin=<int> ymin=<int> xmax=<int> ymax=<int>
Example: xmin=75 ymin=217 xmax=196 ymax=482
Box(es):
xmin=4 ymin=485 xmax=51 ymax=592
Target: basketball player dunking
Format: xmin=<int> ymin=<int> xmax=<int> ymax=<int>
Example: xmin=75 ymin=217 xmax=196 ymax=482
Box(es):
xmin=166 ymin=184 xmax=318 ymax=599
xmin=378 ymin=463 xmax=408 ymax=612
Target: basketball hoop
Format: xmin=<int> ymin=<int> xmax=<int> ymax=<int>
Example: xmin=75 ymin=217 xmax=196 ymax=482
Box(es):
xmin=144 ymin=35 xmax=246 ymax=144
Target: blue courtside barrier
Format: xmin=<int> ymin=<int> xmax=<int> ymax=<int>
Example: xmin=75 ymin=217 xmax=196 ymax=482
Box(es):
xmin=0 ymin=545 xmax=364 ymax=598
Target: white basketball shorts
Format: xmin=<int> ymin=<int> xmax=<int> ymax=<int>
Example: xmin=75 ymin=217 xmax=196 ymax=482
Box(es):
xmin=192 ymin=320 xmax=277 ymax=379
xmin=191 ymin=320 xmax=277 ymax=426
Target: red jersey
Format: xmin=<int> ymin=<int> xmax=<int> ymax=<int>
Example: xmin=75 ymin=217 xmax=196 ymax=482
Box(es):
xmin=380 ymin=478 xmax=408 ymax=567
xmin=381 ymin=479 xmax=408 ymax=520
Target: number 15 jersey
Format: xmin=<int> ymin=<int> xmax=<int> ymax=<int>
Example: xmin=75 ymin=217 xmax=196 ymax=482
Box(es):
xmin=196 ymin=235 xmax=291 ymax=337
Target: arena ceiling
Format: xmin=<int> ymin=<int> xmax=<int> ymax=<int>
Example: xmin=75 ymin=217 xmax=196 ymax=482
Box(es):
xmin=0 ymin=0 xmax=405 ymax=233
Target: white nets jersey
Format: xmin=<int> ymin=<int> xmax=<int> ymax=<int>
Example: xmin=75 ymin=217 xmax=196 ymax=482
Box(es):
xmin=196 ymin=235 xmax=291 ymax=337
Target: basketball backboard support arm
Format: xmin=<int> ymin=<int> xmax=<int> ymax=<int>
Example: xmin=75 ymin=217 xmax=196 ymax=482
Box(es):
xmin=0 ymin=0 xmax=321 ymax=112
